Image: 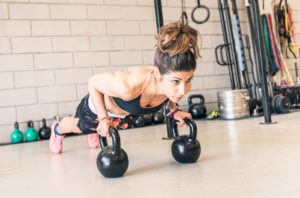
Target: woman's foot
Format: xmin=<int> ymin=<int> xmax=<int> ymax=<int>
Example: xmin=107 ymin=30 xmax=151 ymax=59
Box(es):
xmin=49 ymin=121 xmax=64 ymax=154
xmin=87 ymin=133 xmax=99 ymax=149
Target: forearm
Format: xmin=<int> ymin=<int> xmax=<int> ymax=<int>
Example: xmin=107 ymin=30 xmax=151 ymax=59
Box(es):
xmin=166 ymin=100 xmax=178 ymax=111
xmin=88 ymin=78 xmax=109 ymax=119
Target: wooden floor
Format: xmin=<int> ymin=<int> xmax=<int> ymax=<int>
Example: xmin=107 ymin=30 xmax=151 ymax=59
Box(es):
xmin=1 ymin=112 xmax=300 ymax=198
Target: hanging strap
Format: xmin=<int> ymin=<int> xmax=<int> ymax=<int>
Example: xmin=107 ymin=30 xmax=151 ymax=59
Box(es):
xmin=181 ymin=0 xmax=188 ymax=24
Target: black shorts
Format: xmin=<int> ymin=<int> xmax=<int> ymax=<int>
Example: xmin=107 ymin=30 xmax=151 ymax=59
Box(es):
xmin=75 ymin=94 xmax=98 ymax=134
xmin=75 ymin=94 xmax=133 ymax=134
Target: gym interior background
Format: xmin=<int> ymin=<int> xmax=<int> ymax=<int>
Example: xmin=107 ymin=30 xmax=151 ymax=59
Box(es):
xmin=1 ymin=0 xmax=300 ymax=197
xmin=0 ymin=0 xmax=299 ymax=143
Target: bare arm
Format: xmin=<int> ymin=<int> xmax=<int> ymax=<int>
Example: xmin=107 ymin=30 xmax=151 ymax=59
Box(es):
xmin=88 ymin=70 xmax=143 ymax=119
xmin=166 ymin=100 xmax=178 ymax=112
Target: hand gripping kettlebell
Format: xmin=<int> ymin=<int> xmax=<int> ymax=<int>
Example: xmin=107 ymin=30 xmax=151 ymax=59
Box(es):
xmin=25 ymin=121 xmax=38 ymax=142
xmin=171 ymin=118 xmax=201 ymax=163
xmin=188 ymin=94 xmax=207 ymax=119
xmin=38 ymin=118 xmax=51 ymax=140
xmin=96 ymin=127 xmax=129 ymax=178
xmin=10 ymin=122 xmax=24 ymax=143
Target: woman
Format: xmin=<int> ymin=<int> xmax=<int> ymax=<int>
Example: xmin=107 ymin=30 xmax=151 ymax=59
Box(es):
xmin=49 ymin=20 xmax=200 ymax=154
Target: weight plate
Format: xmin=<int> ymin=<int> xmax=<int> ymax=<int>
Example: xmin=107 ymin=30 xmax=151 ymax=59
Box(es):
xmin=271 ymin=95 xmax=280 ymax=113
xmin=275 ymin=95 xmax=283 ymax=113
xmin=279 ymin=96 xmax=290 ymax=113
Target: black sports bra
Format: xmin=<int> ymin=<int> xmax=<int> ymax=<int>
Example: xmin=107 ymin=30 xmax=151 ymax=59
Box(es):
xmin=112 ymin=95 xmax=168 ymax=116
xmin=112 ymin=68 xmax=168 ymax=115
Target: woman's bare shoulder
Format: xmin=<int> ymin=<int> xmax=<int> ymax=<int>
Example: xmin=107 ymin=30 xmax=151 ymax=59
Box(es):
xmin=114 ymin=66 xmax=152 ymax=76
xmin=107 ymin=66 xmax=152 ymax=99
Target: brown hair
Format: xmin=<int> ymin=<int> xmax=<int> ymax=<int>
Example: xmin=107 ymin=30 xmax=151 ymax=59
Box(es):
xmin=154 ymin=21 xmax=201 ymax=75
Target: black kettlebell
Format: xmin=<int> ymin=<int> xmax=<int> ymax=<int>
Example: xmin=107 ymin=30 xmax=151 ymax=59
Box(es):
xmin=38 ymin=118 xmax=51 ymax=140
xmin=143 ymin=114 xmax=152 ymax=125
xmin=96 ymin=127 xmax=129 ymax=178
xmin=171 ymin=118 xmax=201 ymax=163
xmin=132 ymin=115 xmax=145 ymax=127
xmin=249 ymin=98 xmax=262 ymax=115
xmin=152 ymin=112 xmax=164 ymax=124
xmin=188 ymin=95 xmax=207 ymax=119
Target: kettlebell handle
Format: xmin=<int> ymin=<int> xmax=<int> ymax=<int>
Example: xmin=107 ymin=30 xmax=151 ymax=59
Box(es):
xmin=27 ymin=120 xmax=34 ymax=128
xmin=188 ymin=94 xmax=205 ymax=105
xmin=14 ymin=122 xmax=19 ymax=129
xmin=171 ymin=118 xmax=197 ymax=141
xmin=99 ymin=127 xmax=121 ymax=155
xmin=42 ymin=118 xmax=47 ymax=127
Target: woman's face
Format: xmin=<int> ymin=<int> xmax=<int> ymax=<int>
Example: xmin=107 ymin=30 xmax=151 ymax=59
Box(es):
xmin=160 ymin=70 xmax=194 ymax=103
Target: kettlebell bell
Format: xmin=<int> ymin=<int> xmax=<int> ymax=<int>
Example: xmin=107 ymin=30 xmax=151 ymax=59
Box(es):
xmin=143 ymin=114 xmax=152 ymax=126
xmin=152 ymin=112 xmax=164 ymax=124
xmin=10 ymin=122 xmax=24 ymax=143
xmin=96 ymin=127 xmax=129 ymax=178
xmin=132 ymin=115 xmax=145 ymax=127
xmin=171 ymin=118 xmax=201 ymax=163
xmin=188 ymin=94 xmax=207 ymax=119
xmin=38 ymin=118 xmax=51 ymax=140
xmin=25 ymin=120 xmax=38 ymax=142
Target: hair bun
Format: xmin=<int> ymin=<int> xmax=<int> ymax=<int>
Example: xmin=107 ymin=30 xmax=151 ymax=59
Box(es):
xmin=155 ymin=20 xmax=200 ymax=59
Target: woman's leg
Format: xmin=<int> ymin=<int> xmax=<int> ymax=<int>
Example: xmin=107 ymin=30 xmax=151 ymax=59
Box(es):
xmin=50 ymin=116 xmax=83 ymax=154
xmin=56 ymin=116 xmax=82 ymax=134
xmin=57 ymin=116 xmax=100 ymax=149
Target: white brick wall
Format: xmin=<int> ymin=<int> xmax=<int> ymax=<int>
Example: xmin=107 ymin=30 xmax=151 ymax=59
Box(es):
xmin=0 ymin=107 xmax=16 ymax=125
xmin=37 ymin=85 xmax=76 ymax=103
xmin=16 ymin=103 xmax=57 ymax=123
xmin=110 ymin=51 xmax=143 ymax=66
xmin=0 ymin=73 xmax=13 ymax=89
xmin=0 ymin=38 xmax=10 ymax=53
xmin=32 ymin=21 xmax=70 ymax=36
xmin=71 ymin=21 xmax=106 ymax=35
xmin=10 ymin=4 xmax=50 ymax=19
xmin=0 ymin=21 xmax=31 ymax=36
xmin=88 ymin=5 xmax=122 ymax=20
xmin=0 ymin=4 xmax=8 ymax=19
xmin=14 ymin=71 xmax=55 ymax=88
xmin=0 ymin=55 xmax=33 ymax=71
xmin=34 ymin=53 xmax=73 ymax=69
xmin=107 ymin=21 xmax=139 ymax=35
xmin=122 ymin=6 xmax=154 ymax=20
xmin=50 ymin=5 xmax=87 ymax=19
xmin=55 ymin=68 xmax=92 ymax=85
xmin=0 ymin=88 xmax=37 ymax=107
xmin=53 ymin=37 xmax=90 ymax=52
xmin=0 ymin=0 xmax=299 ymax=143
xmin=76 ymin=84 xmax=88 ymax=99
xmin=74 ymin=52 xmax=109 ymax=67
xmin=57 ymin=101 xmax=79 ymax=116
xmin=12 ymin=37 xmax=52 ymax=53
xmin=90 ymin=36 xmax=124 ymax=50
xmin=124 ymin=36 xmax=155 ymax=50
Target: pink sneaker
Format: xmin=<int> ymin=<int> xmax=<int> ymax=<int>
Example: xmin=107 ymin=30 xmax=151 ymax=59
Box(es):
xmin=49 ymin=121 xmax=64 ymax=154
xmin=87 ymin=133 xmax=99 ymax=149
